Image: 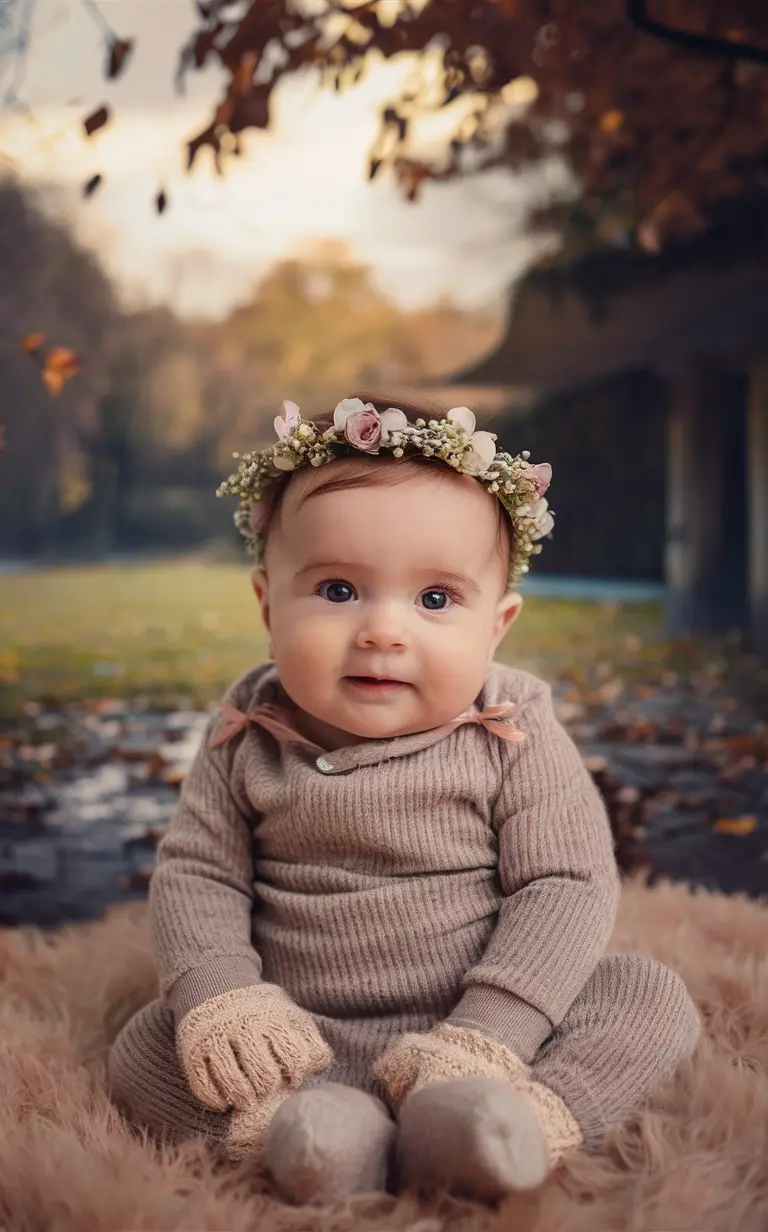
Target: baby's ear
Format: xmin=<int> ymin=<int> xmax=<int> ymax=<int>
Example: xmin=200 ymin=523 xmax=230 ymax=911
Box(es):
xmin=493 ymin=590 xmax=523 ymax=648
xmin=251 ymin=568 xmax=271 ymax=632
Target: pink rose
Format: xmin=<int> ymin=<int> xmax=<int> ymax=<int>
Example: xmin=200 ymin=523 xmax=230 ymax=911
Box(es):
xmin=274 ymin=399 xmax=301 ymax=441
xmin=345 ymin=408 xmax=382 ymax=453
xmin=525 ymin=462 xmax=552 ymax=499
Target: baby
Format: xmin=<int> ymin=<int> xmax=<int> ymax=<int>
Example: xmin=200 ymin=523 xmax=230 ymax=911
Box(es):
xmin=109 ymin=394 xmax=700 ymax=1205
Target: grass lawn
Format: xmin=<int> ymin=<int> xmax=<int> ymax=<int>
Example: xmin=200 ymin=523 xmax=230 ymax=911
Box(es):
xmin=0 ymin=558 xmax=674 ymax=716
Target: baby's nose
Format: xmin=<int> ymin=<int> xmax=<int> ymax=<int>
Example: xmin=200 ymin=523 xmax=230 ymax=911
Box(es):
xmin=355 ymin=604 xmax=407 ymax=650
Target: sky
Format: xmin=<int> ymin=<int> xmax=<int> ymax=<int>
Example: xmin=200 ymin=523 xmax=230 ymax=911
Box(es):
xmin=0 ymin=0 xmax=553 ymax=318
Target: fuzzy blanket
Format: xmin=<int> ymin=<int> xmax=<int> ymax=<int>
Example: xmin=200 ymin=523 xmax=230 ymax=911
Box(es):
xmin=1 ymin=877 xmax=767 ymax=1232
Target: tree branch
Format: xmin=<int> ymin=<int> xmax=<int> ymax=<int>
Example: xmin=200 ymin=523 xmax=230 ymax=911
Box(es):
xmin=626 ymin=0 xmax=768 ymax=65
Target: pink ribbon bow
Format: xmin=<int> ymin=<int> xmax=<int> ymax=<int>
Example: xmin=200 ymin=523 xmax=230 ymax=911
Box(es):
xmin=207 ymin=700 xmax=317 ymax=750
xmin=447 ymin=701 xmax=524 ymax=743
xmin=208 ymin=698 xmax=523 ymax=750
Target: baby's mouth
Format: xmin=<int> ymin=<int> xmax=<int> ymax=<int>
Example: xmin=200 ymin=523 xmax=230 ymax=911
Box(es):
xmin=344 ymin=676 xmax=409 ymax=693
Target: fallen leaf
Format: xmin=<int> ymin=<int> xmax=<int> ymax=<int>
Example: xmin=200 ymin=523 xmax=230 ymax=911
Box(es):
xmin=600 ymin=109 xmax=624 ymax=134
xmin=83 ymin=173 xmax=103 ymax=197
xmin=21 ymin=333 xmax=46 ymax=354
xmin=116 ymin=865 xmax=153 ymax=892
xmin=107 ymin=37 xmax=134 ymax=80
xmin=713 ymin=816 xmax=757 ymax=836
xmin=42 ymin=347 xmax=82 ymax=397
xmin=84 ymin=105 xmax=110 ymax=137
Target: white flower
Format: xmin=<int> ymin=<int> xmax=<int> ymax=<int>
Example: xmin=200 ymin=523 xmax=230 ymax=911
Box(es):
xmin=459 ymin=430 xmax=497 ymax=477
xmin=447 ymin=406 xmax=476 ymax=435
xmin=527 ymin=497 xmax=554 ymax=539
xmin=273 ymin=454 xmax=296 ymax=471
xmin=379 ymin=407 xmax=409 ymax=443
xmin=447 ymin=408 xmax=497 ymax=476
xmin=333 ymin=397 xmax=369 ymax=431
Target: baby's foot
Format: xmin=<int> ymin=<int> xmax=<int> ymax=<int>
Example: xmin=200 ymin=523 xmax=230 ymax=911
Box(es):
xmin=262 ymin=1082 xmax=396 ymax=1205
xmin=395 ymin=1076 xmax=550 ymax=1202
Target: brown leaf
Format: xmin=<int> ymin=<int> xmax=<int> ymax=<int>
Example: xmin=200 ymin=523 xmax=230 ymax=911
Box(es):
xmin=395 ymin=162 xmax=429 ymax=203
xmin=713 ymin=816 xmax=757 ymax=836
xmin=229 ymin=87 xmax=270 ymax=133
xmin=187 ymin=123 xmax=221 ymax=172
xmin=107 ymin=37 xmax=134 ymax=80
xmin=215 ymin=98 xmax=233 ymax=127
xmin=21 ymin=332 xmax=46 ymax=354
xmin=234 ymin=51 xmax=259 ymax=94
xmin=84 ymin=105 xmax=110 ymax=137
xmin=41 ymin=347 xmax=82 ymax=398
xmin=83 ymin=173 xmax=103 ymax=197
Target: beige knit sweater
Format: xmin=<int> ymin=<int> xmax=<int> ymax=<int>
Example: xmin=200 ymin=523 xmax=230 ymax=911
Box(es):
xmin=149 ymin=662 xmax=620 ymax=1081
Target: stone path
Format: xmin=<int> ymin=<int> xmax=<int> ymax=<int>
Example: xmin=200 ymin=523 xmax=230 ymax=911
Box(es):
xmin=1 ymin=667 xmax=766 ymax=929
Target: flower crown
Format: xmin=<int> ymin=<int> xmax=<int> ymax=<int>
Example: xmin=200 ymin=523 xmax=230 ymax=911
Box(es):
xmin=217 ymin=397 xmax=554 ymax=587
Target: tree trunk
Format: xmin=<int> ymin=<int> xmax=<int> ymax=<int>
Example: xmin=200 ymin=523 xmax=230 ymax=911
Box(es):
xmin=665 ymin=359 xmax=748 ymax=636
xmin=748 ymin=362 xmax=768 ymax=660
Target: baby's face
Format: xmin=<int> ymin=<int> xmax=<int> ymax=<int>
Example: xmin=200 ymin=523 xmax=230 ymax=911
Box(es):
xmin=253 ymin=461 xmax=522 ymax=749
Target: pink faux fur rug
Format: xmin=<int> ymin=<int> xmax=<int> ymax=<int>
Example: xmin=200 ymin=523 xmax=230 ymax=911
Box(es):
xmin=1 ymin=877 xmax=767 ymax=1232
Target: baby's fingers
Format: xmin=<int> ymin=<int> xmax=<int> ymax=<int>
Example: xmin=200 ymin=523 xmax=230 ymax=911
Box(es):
xmin=268 ymin=1010 xmax=332 ymax=1084
xmin=185 ymin=1053 xmax=235 ymax=1112
xmin=233 ymin=1033 xmax=285 ymax=1099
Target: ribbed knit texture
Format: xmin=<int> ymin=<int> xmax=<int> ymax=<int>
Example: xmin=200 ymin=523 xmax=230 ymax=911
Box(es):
xmin=150 ymin=661 xmax=621 ymax=1071
xmin=121 ymin=661 xmax=702 ymax=1157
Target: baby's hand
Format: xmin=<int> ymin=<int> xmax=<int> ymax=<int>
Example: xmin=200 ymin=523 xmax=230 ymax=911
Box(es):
xmin=176 ymin=983 xmax=332 ymax=1112
xmin=374 ymin=1022 xmax=529 ymax=1113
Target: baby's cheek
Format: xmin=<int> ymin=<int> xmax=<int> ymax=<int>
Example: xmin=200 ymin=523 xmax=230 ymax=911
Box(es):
xmin=277 ymin=615 xmax=341 ymax=677
xmin=421 ymin=628 xmax=490 ymax=703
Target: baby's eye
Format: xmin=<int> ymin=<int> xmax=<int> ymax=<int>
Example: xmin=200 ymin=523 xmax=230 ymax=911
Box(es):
xmin=420 ymin=589 xmax=453 ymax=612
xmin=317 ymin=580 xmax=357 ymax=603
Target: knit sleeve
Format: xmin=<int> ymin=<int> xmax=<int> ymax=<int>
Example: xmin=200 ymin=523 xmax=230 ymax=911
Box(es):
xmin=148 ymin=710 xmax=262 ymax=1025
xmin=446 ymin=678 xmax=620 ymax=1063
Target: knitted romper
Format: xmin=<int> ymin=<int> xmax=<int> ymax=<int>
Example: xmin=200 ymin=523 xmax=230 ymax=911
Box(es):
xmin=109 ymin=662 xmax=700 ymax=1153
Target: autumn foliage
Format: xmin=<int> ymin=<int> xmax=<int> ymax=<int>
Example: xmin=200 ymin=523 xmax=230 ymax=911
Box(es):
xmin=167 ymin=0 xmax=768 ymax=251
xmin=22 ymin=334 xmax=82 ymax=397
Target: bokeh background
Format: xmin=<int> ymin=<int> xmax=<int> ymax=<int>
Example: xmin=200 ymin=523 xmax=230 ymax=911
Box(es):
xmin=1 ymin=0 xmax=767 ymax=928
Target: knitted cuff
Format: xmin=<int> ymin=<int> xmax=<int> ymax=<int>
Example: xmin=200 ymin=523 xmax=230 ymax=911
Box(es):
xmin=447 ymin=983 xmax=553 ymax=1064
xmin=167 ymin=956 xmax=262 ymax=1023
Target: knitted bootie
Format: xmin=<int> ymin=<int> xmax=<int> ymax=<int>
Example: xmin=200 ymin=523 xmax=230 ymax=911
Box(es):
xmin=262 ymin=1082 xmax=397 ymax=1205
xmin=396 ymin=1074 xmax=582 ymax=1202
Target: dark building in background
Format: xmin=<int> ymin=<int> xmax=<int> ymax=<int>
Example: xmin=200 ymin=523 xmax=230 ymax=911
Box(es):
xmin=449 ymin=259 xmax=768 ymax=658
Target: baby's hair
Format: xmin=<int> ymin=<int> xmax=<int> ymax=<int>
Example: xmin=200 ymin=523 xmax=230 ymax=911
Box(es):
xmin=258 ymin=392 xmax=512 ymax=573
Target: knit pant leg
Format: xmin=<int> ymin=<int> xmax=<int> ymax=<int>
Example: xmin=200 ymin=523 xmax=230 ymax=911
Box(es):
xmin=531 ymin=954 xmax=701 ymax=1150
xmin=108 ymin=997 xmax=232 ymax=1147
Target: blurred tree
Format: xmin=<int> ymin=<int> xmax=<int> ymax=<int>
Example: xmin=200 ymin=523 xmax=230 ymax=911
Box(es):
xmin=0 ymin=185 xmax=499 ymax=555
xmin=171 ymin=0 xmax=768 ymax=254
xmin=0 ymin=175 xmax=118 ymax=553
